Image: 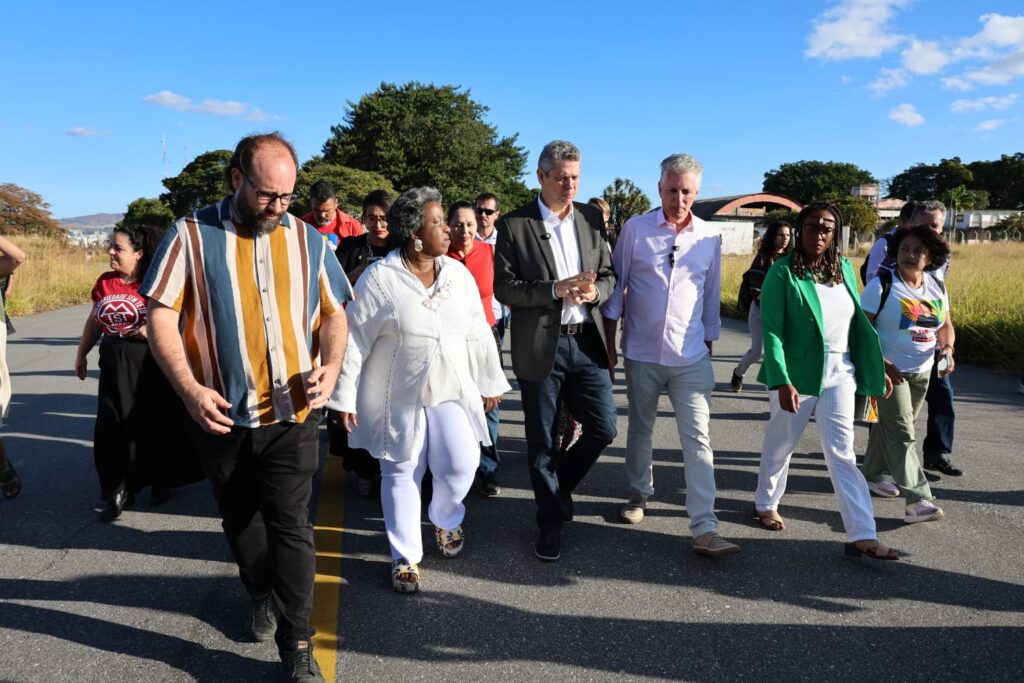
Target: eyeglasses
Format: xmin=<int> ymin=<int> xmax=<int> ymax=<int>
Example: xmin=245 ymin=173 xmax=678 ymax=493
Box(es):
xmin=803 ymin=225 xmax=836 ymax=235
xmin=239 ymin=167 xmax=298 ymax=206
xmin=475 ymin=207 xmax=498 ymax=216
xmin=668 ymin=244 xmax=680 ymax=267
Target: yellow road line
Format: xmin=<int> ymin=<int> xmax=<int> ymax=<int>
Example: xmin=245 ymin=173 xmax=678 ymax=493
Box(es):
xmin=312 ymin=456 xmax=346 ymax=681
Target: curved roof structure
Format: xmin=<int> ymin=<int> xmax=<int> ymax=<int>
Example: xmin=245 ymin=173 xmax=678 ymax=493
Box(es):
xmin=691 ymin=193 xmax=802 ymax=221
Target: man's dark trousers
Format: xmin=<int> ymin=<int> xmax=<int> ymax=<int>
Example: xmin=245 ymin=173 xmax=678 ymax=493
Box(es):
xmin=923 ymin=364 xmax=955 ymax=464
xmin=517 ymin=325 xmax=617 ymax=532
xmin=188 ymin=415 xmax=319 ymax=650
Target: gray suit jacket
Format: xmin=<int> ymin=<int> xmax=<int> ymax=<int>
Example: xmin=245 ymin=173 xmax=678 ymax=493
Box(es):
xmin=494 ymin=199 xmax=616 ymax=382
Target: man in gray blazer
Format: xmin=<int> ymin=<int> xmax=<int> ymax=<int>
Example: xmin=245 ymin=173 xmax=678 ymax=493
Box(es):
xmin=494 ymin=140 xmax=617 ymax=561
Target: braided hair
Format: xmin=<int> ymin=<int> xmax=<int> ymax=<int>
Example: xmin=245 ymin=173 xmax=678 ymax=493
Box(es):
xmin=790 ymin=202 xmax=845 ymax=284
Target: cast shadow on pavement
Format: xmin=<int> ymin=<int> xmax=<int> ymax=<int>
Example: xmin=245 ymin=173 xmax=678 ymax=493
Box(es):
xmin=0 ymin=601 xmax=276 ymax=681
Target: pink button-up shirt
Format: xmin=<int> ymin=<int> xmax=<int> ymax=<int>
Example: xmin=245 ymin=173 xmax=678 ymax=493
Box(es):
xmin=601 ymin=209 xmax=721 ymax=367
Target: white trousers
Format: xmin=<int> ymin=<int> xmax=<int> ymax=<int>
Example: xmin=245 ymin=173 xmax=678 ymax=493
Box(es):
xmin=755 ymin=353 xmax=877 ymax=543
xmin=734 ymin=304 xmax=763 ymax=378
xmin=624 ymin=356 xmax=719 ymax=537
xmin=380 ymin=401 xmax=480 ymax=563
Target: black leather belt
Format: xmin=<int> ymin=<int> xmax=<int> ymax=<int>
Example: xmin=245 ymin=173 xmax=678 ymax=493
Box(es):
xmin=559 ymin=322 xmax=594 ymax=335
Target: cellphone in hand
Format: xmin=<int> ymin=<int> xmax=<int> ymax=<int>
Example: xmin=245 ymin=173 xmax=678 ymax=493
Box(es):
xmin=936 ymin=352 xmax=950 ymax=373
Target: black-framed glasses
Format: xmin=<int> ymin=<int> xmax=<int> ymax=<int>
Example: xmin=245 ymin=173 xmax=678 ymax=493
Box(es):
xmin=239 ymin=167 xmax=298 ymax=206
xmin=803 ymin=225 xmax=836 ymax=236
xmin=475 ymin=207 xmax=498 ymax=216
xmin=668 ymin=244 xmax=680 ymax=267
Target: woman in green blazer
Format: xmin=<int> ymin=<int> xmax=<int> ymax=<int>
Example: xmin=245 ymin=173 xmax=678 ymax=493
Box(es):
xmin=753 ymin=203 xmax=898 ymax=560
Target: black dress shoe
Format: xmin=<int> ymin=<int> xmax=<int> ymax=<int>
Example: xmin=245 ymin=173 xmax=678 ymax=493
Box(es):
xmin=476 ymin=473 xmax=500 ymax=498
xmin=535 ymin=530 xmax=561 ymax=561
xmin=924 ymin=459 xmax=963 ymax=476
xmin=99 ymin=490 xmax=127 ymax=522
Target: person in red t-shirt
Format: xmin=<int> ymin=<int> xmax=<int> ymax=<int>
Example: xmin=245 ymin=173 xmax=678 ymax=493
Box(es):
xmin=300 ymin=180 xmax=364 ymax=248
xmin=446 ymin=200 xmax=504 ymax=497
xmin=74 ymin=225 xmax=201 ymax=520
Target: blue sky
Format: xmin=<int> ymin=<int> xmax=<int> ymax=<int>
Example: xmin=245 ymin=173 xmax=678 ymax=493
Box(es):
xmin=2 ymin=0 xmax=1022 ymax=218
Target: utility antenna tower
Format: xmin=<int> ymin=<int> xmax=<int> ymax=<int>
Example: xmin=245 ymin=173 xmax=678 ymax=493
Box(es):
xmin=162 ymin=133 xmax=169 ymax=178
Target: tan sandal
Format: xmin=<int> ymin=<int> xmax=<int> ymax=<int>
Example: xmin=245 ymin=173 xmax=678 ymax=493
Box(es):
xmin=755 ymin=510 xmax=785 ymax=531
xmin=434 ymin=526 xmax=464 ymax=558
xmin=391 ymin=559 xmax=419 ymax=593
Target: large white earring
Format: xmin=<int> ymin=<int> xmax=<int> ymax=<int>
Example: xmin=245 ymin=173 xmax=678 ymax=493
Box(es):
xmin=413 ymin=238 xmax=424 ymax=252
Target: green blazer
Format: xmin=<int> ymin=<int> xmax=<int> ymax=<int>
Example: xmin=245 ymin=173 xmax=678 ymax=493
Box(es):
xmin=756 ymin=254 xmax=885 ymax=397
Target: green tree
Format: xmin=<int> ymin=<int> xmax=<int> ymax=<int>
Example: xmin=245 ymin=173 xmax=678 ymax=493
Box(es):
xmin=967 ymin=153 xmax=1024 ymax=209
xmin=0 ymin=183 xmax=62 ymax=235
xmin=887 ymin=157 xmax=974 ymax=200
xmin=160 ymin=150 xmax=232 ymax=218
xmin=601 ymin=178 xmax=652 ymax=230
xmin=942 ymin=185 xmax=989 ymax=213
xmin=119 ymin=197 xmax=175 ymax=230
xmin=291 ymin=160 xmax=396 ymax=217
xmin=823 ymin=193 xmax=879 ymax=240
xmin=321 ymin=82 xmax=530 ymax=208
xmin=763 ymin=160 xmax=876 ymax=205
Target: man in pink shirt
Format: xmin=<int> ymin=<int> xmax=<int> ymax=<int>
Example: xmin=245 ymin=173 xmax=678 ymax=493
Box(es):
xmin=601 ymin=153 xmax=739 ymax=557
xmin=300 ymin=180 xmax=363 ymax=247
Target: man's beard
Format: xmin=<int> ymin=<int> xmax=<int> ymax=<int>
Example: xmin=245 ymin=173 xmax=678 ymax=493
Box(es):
xmin=235 ymin=197 xmax=283 ymax=235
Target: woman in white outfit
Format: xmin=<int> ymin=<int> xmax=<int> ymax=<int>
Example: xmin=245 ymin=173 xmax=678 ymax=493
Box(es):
xmin=754 ymin=203 xmax=899 ymax=560
xmin=335 ymin=187 xmax=511 ymax=592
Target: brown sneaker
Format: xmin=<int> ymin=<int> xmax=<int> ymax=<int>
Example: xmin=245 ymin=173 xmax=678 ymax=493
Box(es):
xmin=620 ymin=493 xmax=647 ymax=524
xmin=693 ymin=532 xmax=741 ymax=557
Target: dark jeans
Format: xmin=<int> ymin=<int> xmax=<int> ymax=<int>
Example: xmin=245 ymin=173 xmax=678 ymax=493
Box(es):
xmin=479 ymin=319 xmax=507 ymax=479
xmin=517 ymin=325 xmax=617 ymax=532
xmin=187 ymin=415 xmax=320 ymax=649
xmin=923 ymin=364 xmax=955 ymax=462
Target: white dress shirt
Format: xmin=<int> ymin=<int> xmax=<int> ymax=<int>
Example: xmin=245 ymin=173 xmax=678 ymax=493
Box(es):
xmin=538 ymin=197 xmax=588 ymax=325
xmin=601 ymin=208 xmax=722 ymax=367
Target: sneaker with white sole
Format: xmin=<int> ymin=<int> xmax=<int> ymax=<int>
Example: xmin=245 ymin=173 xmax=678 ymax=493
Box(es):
xmin=620 ymin=493 xmax=647 ymax=524
xmin=867 ymin=480 xmax=900 ymax=498
xmin=904 ymin=499 xmax=945 ymax=523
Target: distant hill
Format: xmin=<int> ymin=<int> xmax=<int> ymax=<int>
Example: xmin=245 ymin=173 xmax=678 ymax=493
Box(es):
xmin=59 ymin=213 xmax=123 ymax=228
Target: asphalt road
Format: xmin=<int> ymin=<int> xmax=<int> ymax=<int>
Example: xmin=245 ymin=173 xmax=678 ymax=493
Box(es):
xmin=1 ymin=304 xmax=1022 ymax=682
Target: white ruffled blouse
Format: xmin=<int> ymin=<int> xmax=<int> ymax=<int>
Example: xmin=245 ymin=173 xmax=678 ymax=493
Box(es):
xmin=330 ymin=251 xmax=511 ymax=462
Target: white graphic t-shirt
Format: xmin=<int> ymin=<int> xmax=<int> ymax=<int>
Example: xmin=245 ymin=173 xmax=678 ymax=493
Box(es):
xmin=861 ymin=272 xmax=949 ymax=373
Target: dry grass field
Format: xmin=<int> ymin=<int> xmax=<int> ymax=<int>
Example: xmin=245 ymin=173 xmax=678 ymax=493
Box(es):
xmin=5 ymin=234 xmax=107 ymax=317
xmin=720 ymin=242 xmax=1023 ymax=373
xmin=3 ymin=234 xmax=1021 ymax=373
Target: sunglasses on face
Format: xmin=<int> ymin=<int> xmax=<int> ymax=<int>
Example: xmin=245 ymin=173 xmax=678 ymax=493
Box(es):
xmin=475 ymin=207 xmax=497 ymax=216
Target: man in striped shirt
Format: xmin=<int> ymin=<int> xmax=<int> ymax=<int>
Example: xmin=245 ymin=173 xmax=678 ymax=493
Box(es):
xmin=143 ymin=132 xmax=351 ymax=683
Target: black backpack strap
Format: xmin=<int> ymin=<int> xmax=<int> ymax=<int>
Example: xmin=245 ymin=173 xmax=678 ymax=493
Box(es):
xmin=876 ymin=269 xmax=893 ymax=314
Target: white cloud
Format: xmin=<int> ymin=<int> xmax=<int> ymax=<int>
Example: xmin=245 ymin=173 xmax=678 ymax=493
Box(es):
xmin=66 ymin=127 xmax=112 ymax=137
xmin=840 ymin=74 xmax=852 ymax=84
xmin=950 ymin=93 xmax=1019 ymax=112
xmin=976 ymin=118 xmax=1009 ymax=131
xmin=143 ymin=90 xmax=192 ymax=111
xmin=889 ymin=103 xmax=925 ymax=126
xmin=143 ymin=90 xmax=283 ymax=121
xmin=941 ymin=76 xmax=974 ymax=91
xmin=959 ymin=49 xmax=1024 ymax=86
xmin=901 ymin=39 xmax=950 ymax=74
xmin=805 ymin=0 xmax=910 ymax=60
xmin=959 ymin=13 xmax=1024 ymax=53
xmin=867 ymin=67 xmax=909 ymax=94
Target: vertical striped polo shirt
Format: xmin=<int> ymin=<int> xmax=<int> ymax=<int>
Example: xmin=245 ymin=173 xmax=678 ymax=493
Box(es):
xmin=141 ymin=198 xmax=353 ymax=427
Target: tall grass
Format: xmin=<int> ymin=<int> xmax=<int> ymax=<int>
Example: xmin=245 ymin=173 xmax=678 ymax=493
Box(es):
xmin=4 ymin=234 xmax=1022 ymax=373
xmin=5 ymin=234 xmax=107 ymax=316
xmin=720 ymin=243 xmax=1024 ymax=373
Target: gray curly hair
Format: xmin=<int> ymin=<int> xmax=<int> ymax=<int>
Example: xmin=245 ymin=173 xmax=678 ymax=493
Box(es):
xmin=386 ymin=187 xmax=443 ymax=250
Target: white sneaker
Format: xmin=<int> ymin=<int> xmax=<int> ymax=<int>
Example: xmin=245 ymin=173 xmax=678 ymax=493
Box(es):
xmin=867 ymin=480 xmax=900 ymax=497
xmin=904 ymin=499 xmax=945 ymax=523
